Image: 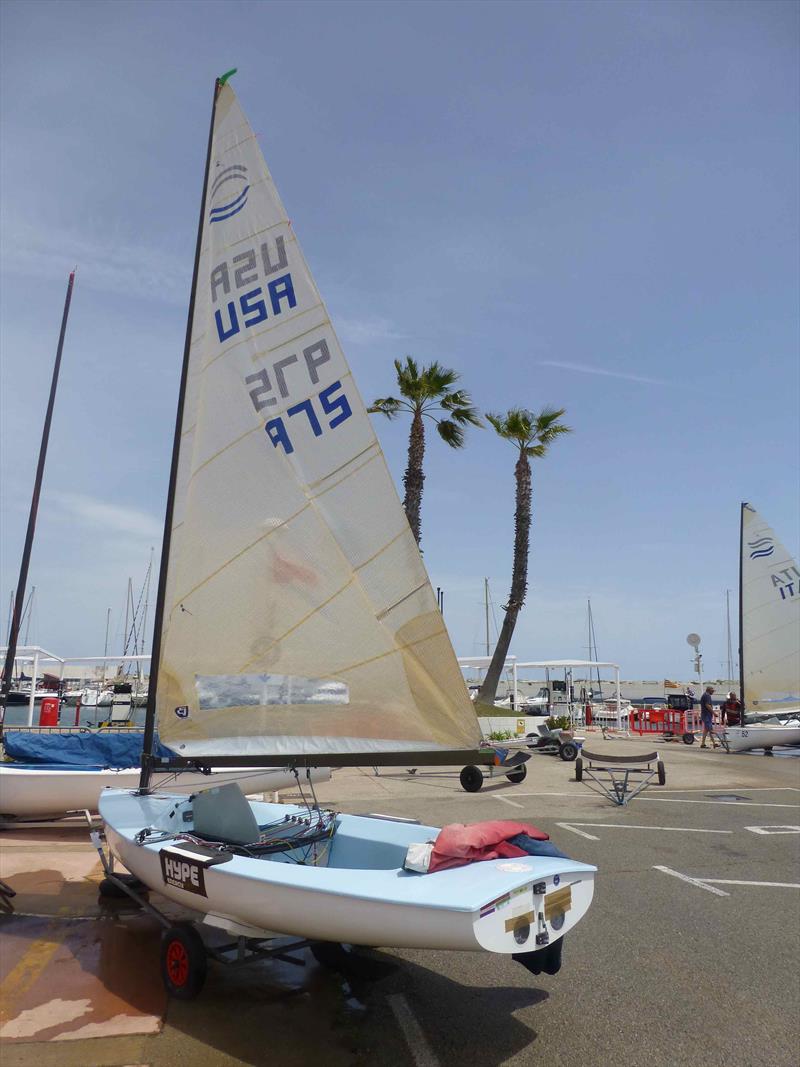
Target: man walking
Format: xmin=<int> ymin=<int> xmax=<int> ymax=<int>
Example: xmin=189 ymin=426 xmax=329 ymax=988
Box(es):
xmin=700 ymin=685 xmax=718 ymax=748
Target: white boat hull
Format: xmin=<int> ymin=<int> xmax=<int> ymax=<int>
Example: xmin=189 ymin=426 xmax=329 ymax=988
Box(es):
xmin=724 ymin=724 xmax=800 ymax=753
xmin=0 ymin=765 xmax=330 ymax=820
xmin=100 ymin=788 xmax=596 ymax=954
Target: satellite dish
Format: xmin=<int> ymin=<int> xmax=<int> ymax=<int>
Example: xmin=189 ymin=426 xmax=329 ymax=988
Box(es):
xmin=686 ymin=633 xmax=701 ymax=650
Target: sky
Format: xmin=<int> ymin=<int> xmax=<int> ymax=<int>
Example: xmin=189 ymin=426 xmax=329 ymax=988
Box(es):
xmin=1 ymin=0 xmax=798 ymax=682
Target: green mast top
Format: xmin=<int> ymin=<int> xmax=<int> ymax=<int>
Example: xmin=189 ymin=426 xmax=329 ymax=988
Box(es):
xmin=218 ymin=68 xmax=237 ymax=86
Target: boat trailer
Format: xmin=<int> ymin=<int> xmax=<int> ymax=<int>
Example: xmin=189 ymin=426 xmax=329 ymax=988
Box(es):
xmin=86 ymin=816 xmax=328 ymax=999
xmin=574 ymin=748 xmax=666 ymax=806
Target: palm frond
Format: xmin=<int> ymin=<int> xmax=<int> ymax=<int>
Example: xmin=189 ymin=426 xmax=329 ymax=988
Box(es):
xmin=368 ymin=396 xmax=404 ymax=419
xmin=436 ymin=419 xmax=465 ymax=448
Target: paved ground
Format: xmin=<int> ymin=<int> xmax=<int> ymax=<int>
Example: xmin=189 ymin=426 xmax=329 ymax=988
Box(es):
xmin=1 ymin=738 xmax=798 ymax=1066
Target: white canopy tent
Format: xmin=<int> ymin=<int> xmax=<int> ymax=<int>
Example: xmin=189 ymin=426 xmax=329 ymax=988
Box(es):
xmin=514 ymin=660 xmax=624 ymax=730
xmin=457 ymin=656 xmax=520 ymax=706
xmin=0 ymin=646 xmax=150 ymax=726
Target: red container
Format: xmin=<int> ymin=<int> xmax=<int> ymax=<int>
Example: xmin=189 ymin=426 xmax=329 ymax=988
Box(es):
xmin=39 ymin=696 xmax=60 ymax=727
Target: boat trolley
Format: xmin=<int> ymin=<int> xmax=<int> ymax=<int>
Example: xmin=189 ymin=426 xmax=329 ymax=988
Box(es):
xmin=87 ymin=816 xmax=348 ymax=999
xmin=574 ymin=748 xmax=666 ymax=806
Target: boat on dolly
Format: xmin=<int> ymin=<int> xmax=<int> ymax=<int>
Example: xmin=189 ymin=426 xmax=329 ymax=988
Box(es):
xmin=99 ymin=70 xmax=595 ymax=997
xmin=724 ymin=503 xmax=800 ymax=754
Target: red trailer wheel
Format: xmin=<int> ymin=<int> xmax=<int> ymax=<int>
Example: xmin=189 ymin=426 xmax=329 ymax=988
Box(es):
xmin=160 ymin=924 xmax=207 ymax=999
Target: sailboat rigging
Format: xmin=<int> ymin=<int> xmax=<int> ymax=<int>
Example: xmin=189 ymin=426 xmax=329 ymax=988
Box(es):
xmin=138 ymin=72 xmax=489 ymax=784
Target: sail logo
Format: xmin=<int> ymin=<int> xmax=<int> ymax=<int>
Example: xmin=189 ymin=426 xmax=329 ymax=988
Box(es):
xmin=771 ymin=565 xmax=800 ymax=601
xmin=174 ymin=705 xmax=189 ymax=719
xmin=208 ymin=163 xmax=249 ymax=224
xmin=748 ymin=537 xmax=774 ymax=560
xmin=160 ymin=850 xmax=207 ymax=897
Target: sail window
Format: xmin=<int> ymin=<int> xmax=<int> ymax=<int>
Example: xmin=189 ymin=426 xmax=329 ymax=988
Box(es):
xmin=195 ymin=673 xmax=349 ymax=710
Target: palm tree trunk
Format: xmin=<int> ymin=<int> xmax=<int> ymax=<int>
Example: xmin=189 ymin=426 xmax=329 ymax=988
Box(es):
xmin=477 ymin=449 xmax=531 ymax=707
xmin=403 ymin=408 xmax=426 ymax=544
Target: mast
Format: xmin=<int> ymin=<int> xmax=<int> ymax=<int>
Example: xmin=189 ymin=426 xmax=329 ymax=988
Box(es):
xmin=139 ymin=74 xmax=229 ymax=790
xmin=1 ymin=270 xmax=76 ymax=724
xmin=484 ymin=578 xmax=490 ymax=656
xmin=101 ymin=606 xmax=111 ymax=690
xmin=725 ymin=589 xmax=733 ymax=684
xmin=6 ymin=590 xmax=14 ymax=645
xmin=738 ymin=502 xmax=746 ymax=711
xmin=22 ymin=586 xmax=35 ymax=646
xmin=122 ymin=577 xmax=132 ymax=671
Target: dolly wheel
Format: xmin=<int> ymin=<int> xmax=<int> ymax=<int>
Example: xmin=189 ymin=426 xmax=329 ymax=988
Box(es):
xmin=657 ymin=760 xmax=666 ymax=785
xmin=559 ymin=742 xmax=579 ymax=762
xmin=682 ymin=732 xmax=695 ymax=745
xmin=160 ymin=923 xmax=207 ymax=999
xmin=460 ymin=765 xmax=484 ymax=792
xmin=574 ymin=757 xmax=583 ymax=782
xmin=506 ymin=765 xmax=527 ymax=784
xmin=98 ymin=874 xmax=148 ymax=900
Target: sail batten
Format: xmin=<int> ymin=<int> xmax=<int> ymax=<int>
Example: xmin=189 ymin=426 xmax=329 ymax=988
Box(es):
xmin=740 ymin=503 xmax=800 ymax=711
xmin=154 ymin=82 xmax=481 ymax=758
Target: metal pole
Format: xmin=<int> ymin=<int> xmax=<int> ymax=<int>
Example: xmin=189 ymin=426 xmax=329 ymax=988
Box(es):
xmin=738 ymin=503 xmax=746 ymax=710
xmin=139 ymin=77 xmax=223 ymax=790
xmin=1 ymin=270 xmax=76 ymax=725
xmin=27 ymin=650 xmax=39 ymax=726
xmin=485 ymin=578 xmax=490 ymax=656
xmin=23 ymin=586 xmax=35 ymax=645
xmin=725 ymin=589 xmax=733 ymax=683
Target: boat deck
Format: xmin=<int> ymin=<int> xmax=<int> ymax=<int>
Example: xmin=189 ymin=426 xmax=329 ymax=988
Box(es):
xmin=1 ymin=738 xmax=799 ymax=1066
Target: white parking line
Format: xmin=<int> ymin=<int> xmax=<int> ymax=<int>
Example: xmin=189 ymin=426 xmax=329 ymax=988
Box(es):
xmin=654 ymin=866 xmax=800 ymax=895
xmin=492 ymin=794 xmax=524 ymax=808
xmin=640 ymin=798 xmax=800 ymax=808
xmin=653 ymin=865 xmax=730 ymax=896
xmin=704 ymin=878 xmax=800 ymax=889
xmin=745 ymin=825 xmax=800 ymax=835
xmin=557 ymin=822 xmax=732 ymax=838
xmin=557 ymin=823 xmax=600 ymax=840
xmin=388 ymin=993 xmax=440 ymax=1067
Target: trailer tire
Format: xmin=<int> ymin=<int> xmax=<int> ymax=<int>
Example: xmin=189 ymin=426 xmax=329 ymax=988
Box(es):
xmin=657 ymin=760 xmax=666 ymax=785
xmin=506 ymin=765 xmax=527 ymax=784
xmin=98 ymin=874 xmax=149 ymax=900
xmin=460 ymin=765 xmax=484 ymax=792
xmin=682 ymin=732 xmax=695 ymax=745
xmin=161 ymin=923 xmax=207 ymax=1000
xmin=559 ymin=742 xmax=579 ymax=762
xmin=574 ymin=757 xmax=583 ymax=782
xmin=310 ymin=940 xmax=352 ymax=970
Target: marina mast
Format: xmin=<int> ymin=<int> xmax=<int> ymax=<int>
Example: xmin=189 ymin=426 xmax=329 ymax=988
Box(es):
xmin=0 ymin=271 xmax=76 ymax=722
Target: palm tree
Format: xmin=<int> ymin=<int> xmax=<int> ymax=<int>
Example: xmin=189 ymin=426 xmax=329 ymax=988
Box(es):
xmin=369 ymin=357 xmax=481 ymax=545
xmin=477 ymin=407 xmax=571 ymax=707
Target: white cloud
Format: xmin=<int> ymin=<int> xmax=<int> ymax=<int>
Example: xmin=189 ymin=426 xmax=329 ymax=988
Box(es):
xmin=48 ymin=492 xmax=161 ymax=541
xmin=539 ymin=360 xmax=669 ymax=387
xmin=335 ymin=315 xmax=404 ymax=346
xmin=0 ymin=217 xmax=187 ymax=306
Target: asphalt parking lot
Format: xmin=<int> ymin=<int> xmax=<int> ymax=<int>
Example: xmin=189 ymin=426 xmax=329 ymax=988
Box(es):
xmin=1 ymin=741 xmax=799 ymax=1067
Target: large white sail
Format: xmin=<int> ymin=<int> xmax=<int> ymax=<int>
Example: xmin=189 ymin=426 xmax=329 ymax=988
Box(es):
xmin=741 ymin=503 xmax=800 ymax=712
xmin=156 ymin=82 xmax=480 ymax=758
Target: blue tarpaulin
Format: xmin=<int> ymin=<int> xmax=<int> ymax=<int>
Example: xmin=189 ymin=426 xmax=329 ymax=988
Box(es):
xmin=3 ymin=731 xmax=174 ymax=769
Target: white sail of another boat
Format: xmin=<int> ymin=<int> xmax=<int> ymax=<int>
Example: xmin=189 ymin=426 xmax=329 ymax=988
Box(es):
xmin=157 ymin=82 xmax=479 ymax=761
xmin=725 ymin=503 xmax=800 ymax=753
xmin=740 ymin=504 xmax=800 ymax=713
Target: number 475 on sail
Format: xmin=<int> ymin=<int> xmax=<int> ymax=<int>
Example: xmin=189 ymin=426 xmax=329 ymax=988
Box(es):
xmin=263 ymin=380 xmax=352 ymax=455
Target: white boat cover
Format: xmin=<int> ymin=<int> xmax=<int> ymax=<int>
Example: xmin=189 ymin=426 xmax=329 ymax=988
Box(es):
xmin=741 ymin=504 xmax=800 ymax=713
xmin=155 ymin=82 xmax=480 ymax=759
